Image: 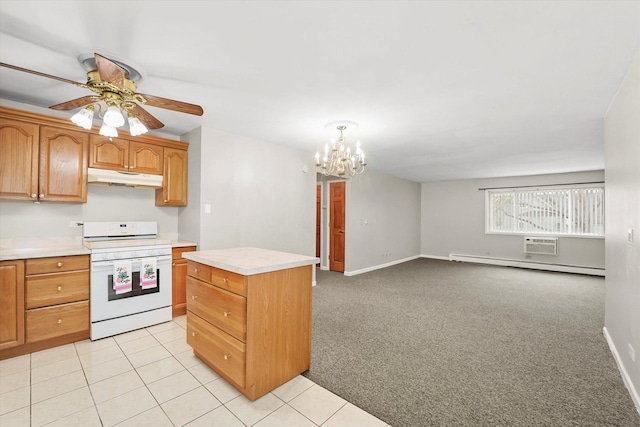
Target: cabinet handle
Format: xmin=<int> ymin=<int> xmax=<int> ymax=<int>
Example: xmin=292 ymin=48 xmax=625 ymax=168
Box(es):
xmin=222 ymin=278 xmax=229 ymax=284
xmin=191 ymin=295 xmax=198 ymax=300
xmin=223 ymin=354 xmax=230 ymax=360
xmin=224 ymin=311 xmax=230 ymax=318
xmin=39 ymin=194 xmax=44 ymax=198
xmin=57 ymin=262 xmax=63 ymax=267
xmin=191 ymin=331 xmax=197 ymax=337
xmin=31 ymin=194 xmax=37 ymax=198
xmin=57 ymin=286 xmax=62 ymax=292
xmin=164 ymin=199 xmax=168 ymax=203
xmin=194 ymin=268 xmax=200 ymax=273
xmin=57 ymin=319 xmax=62 ymax=325
xmin=172 ymin=262 xmax=176 ymax=267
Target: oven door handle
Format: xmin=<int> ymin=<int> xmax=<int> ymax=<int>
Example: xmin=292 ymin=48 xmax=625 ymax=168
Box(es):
xmin=91 ymin=255 xmax=172 ymax=268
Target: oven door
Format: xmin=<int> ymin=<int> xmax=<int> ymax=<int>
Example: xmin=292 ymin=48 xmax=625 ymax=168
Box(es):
xmin=90 ymin=255 xmax=172 ymax=322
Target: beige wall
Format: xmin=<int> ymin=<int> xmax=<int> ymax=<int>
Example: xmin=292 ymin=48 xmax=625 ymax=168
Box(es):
xmin=421 ymin=170 xmax=606 ymax=268
xmin=604 ymin=52 xmax=640 ymax=409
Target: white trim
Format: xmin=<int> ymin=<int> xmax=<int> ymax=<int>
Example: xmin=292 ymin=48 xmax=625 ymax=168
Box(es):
xmin=312 ymin=281 xmax=317 ymax=287
xmin=344 ymin=255 xmax=420 ymax=276
xmin=320 ymin=266 xmax=330 ymax=271
xmin=420 ymin=254 xmax=450 ymax=261
xmin=448 ymin=254 xmax=605 ymax=276
xmin=603 ymin=327 xmax=640 ymax=415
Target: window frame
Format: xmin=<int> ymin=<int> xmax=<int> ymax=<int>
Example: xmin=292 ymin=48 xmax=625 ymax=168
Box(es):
xmin=484 ymin=183 xmax=605 ymax=239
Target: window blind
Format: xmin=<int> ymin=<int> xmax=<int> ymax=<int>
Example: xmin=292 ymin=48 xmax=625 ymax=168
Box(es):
xmin=487 ymin=187 xmax=604 ymax=237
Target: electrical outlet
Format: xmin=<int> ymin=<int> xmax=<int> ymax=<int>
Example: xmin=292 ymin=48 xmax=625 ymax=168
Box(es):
xmin=629 ymin=344 xmax=636 ymax=363
xmin=69 ymin=221 xmax=83 ymax=228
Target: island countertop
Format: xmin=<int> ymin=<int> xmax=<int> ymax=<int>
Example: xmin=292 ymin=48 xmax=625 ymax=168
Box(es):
xmin=182 ymin=247 xmax=318 ymax=276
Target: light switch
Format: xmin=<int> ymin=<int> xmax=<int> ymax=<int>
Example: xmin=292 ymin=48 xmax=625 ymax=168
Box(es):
xmin=204 ymin=204 xmax=211 ymax=214
xmin=628 ymin=228 xmax=634 ymax=244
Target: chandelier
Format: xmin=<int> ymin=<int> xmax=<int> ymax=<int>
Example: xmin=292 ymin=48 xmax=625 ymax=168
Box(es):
xmin=315 ymin=124 xmax=366 ymax=177
xmin=70 ymin=99 xmax=148 ymax=138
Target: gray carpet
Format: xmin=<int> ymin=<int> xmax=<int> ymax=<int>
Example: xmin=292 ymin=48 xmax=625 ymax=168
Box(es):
xmin=303 ymin=258 xmax=640 ymax=427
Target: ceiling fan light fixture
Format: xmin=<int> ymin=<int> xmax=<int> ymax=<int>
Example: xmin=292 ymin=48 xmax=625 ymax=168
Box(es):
xmin=103 ymin=105 xmax=125 ymax=128
xmin=99 ymin=123 xmax=118 ymax=138
xmin=128 ymin=113 xmax=149 ymax=137
xmin=70 ymin=105 xmax=94 ymax=130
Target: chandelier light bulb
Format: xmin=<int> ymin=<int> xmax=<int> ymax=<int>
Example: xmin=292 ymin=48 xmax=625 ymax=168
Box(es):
xmin=99 ymin=123 xmax=118 ymax=138
xmin=128 ymin=114 xmax=149 ymax=136
xmin=103 ymin=105 xmax=125 ymax=128
xmin=70 ymin=105 xmax=95 ymax=130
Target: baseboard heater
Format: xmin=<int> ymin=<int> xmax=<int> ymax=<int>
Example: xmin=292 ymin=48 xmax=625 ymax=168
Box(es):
xmin=448 ymin=254 xmax=605 ymax=276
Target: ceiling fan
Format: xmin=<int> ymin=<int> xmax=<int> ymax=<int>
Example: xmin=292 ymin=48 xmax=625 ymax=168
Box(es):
xmin=0 ymin=53 xmax=204 ymax=137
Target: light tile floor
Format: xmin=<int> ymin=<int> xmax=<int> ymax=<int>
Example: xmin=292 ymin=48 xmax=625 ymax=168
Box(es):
xmin=0 ymin=316 xmax=390 ymax=427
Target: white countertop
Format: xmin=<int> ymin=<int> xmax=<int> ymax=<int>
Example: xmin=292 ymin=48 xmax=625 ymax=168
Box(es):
xmin=183 ymin=247 xmax=319 ymax=276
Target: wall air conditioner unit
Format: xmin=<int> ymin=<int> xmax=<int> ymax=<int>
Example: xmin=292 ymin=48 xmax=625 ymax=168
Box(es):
xmin=524 ymin=237 xmax=558 ymax=256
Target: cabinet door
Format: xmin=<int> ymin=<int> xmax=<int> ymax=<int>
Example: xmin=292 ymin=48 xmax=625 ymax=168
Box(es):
xmin=0 ymin=260 xmax=25 ymax=350
xmin=129 ymin=141 xmax=163 ymax=175
xmin=172 ymin=259 xmax=188 ymax=317
xmin=39 ymin=126 xmax=88 ymax=203
xmin=89 ymin=135 xmax=128 ymax=171
xmin=156 ymin=148 xmax=187 ymax=206
xmin=0 ymin=118 xmax=39 ymax=201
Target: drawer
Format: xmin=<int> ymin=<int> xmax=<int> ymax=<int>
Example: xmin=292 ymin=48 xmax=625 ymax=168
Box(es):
xmin=210 ymin=267 xmax=247 ymax=297
xmin=187 ymin=276 xmax=247 ymax=341
xmin=187 ymin=261 xmax=211 ymax=282
xmin=172 ymin=246 xmax=196 ymax=260
xmin=26 ymin=301 xmax=89 ymax=343
xmin=26 ymin=271 xmax=89 ymax=309
xmin=26 ymin=255 xmax=89 ymax=275
xmin=187 ymin=313 xmax=246 ymax=387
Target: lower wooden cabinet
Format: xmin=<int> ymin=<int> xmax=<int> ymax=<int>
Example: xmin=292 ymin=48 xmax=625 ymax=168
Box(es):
xmin=0 ymin=255 xmax=90 ymax=360
xmin=172 ymin=246 xmax=196 ymax=317
xmin=0 ymin=260 xmax=25 ymax=350
xmin=186 ymin=260 xmax=312 ymax=400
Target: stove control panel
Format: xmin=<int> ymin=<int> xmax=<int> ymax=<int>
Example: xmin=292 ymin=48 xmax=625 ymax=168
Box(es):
xmin=91 ymin=245 xmax=172 ymax=262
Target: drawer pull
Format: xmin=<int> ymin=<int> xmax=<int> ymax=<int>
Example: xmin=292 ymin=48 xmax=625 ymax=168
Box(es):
xmin=57 ymin=286 xmax=62 ymax=292
xmin=194 ymin=268 xmax=200 ymax=273
xmin=191 ymin=331 xmax=197 ymax=337
xmin=191 ymin=295 xmax=198 ymax=300
xmin=222 ymin=278 xmax=229 ymax=284
xmin=224 ymin=311 xmax=230 ymax=318
xmin=31 ymin=193 xmax=37 ymax=198
xmin=39 ymin=193 xmax=44 ymax=198
xmin=57 ymin=262 xmax=63 ymax=267
xmin=57 ymin=319 xmax=62 ymax=325
xmin=223 ymin=354 xmax=230 ymax=360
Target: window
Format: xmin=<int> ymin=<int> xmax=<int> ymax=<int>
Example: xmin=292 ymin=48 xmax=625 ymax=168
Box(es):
xmin=486 ymin=186 xmax=604 ymax=237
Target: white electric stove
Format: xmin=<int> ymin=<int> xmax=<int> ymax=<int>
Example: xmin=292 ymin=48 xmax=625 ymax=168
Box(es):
xmin=83 ymin=221 xmax=172 ymax=340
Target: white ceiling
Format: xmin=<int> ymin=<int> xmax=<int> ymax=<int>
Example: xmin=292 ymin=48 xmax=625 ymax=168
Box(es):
xmin=1 ymin=1 xmax=638 ymax=183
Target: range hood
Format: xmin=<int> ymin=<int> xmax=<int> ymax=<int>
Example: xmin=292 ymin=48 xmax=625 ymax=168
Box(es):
xmin=87 ymin=168 xmax=163 ymax=188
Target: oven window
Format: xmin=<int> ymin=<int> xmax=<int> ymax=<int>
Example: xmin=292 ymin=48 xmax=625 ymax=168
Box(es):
xmin=107 ymin=269 xmax=161 ymax=301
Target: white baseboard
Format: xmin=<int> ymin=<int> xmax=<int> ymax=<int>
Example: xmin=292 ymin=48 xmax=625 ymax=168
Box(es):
xmin=344 ymin=255 xmax=421 ymax=276
xmin=446 ymin=254 xmax=605 ymax=276
xmin=420 ymin=254 xmax=450 ymax=261
xmin=603 ymin=327 xmax=640 ymax=415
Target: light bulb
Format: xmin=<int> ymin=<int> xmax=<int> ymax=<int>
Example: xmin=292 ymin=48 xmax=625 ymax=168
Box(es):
xmin=70 ymin=105 xmax=94 ymax=130
xmin=128 ymin=114 xmax=148 ymax=136
xmin=99 ymin=123 xmax=118 ymax=138
xmin=103 ymin=105 xmax=125 ymax=128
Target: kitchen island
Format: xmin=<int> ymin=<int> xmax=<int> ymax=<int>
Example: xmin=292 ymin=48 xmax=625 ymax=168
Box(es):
xmin=182 ymin=247 xmax=318 ymax=400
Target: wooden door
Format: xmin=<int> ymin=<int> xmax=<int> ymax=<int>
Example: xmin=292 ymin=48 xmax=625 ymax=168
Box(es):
xmin=89 ymin=135 xmax=128 ymax=171
xmin=39 ymin=126 xmax=88 ymax=203
xmin=0 ymin=260 xmax=25 ymax=350
xmin=156 ymin=148 xmax=188 ymax=206
xmin=316 ymin=185 xmax=321 ymax=266
xmin=329 ymin=181 xmax=346 ymax=272
xmin=0 ymin=118 xmax=39 ymax=201
xmin=129 ymin=141 xmax=163 ymax=175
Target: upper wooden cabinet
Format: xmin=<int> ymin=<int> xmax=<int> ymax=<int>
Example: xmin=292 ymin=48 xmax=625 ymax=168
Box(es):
xmin=156 ymin=147 xmax=188 ymax=206
xmin=0 ymin=118 xmax=88 ymax=203
xmin=89 ymin=135 xmax=163 ymax=175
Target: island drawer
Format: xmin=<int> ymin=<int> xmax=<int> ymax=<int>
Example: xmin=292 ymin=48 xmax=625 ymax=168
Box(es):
xmin=187 ymin=261 xmax=211 ymax=282
xmin=26 ymin=301 xmax=89 ymax=343
xmin=187 ymin=276 xmax=247 ymax=342
xmin=210 ymin=267 xmax=247 ymax=296
xmin=187 ymin=313 xmax=246 ymax=387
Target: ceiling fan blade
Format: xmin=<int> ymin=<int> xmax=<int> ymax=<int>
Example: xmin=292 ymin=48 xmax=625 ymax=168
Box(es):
xmin=49 ymin=96 xmax=97 ymax=111
xmin=94 ymin=53 xmax=125 ymax=89
xmin=138 ymin=93 xmax=204 ymax=116
xmin=129 ymin=104 xmax=164 ymax=129
xmin=0 ymin=62 xmax=89 ymax=89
